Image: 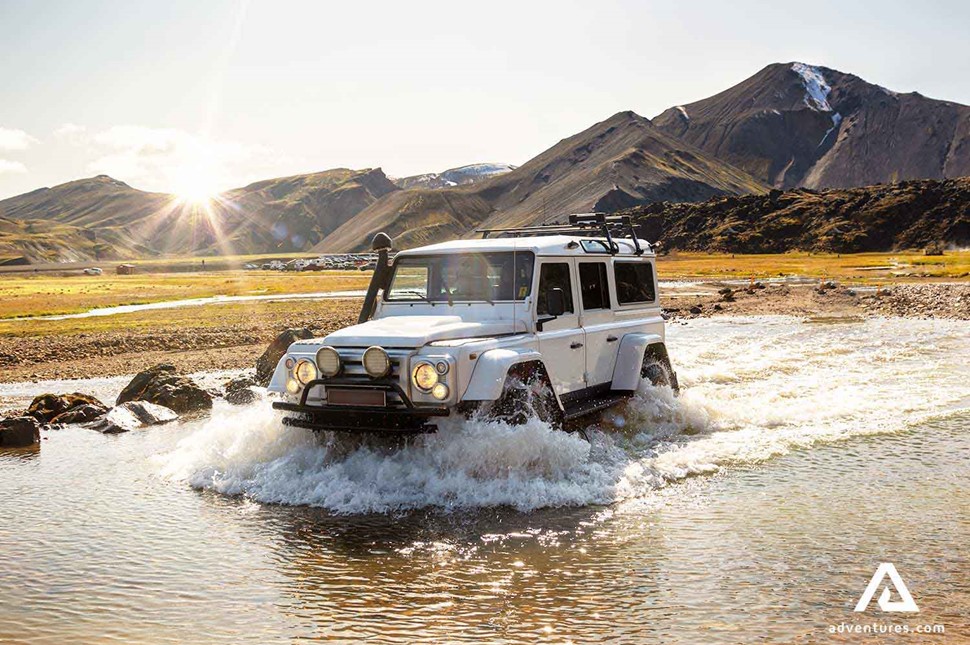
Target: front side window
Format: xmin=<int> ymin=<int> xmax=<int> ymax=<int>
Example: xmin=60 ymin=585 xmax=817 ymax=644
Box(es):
xmin=385 ymin=252 xmax=534 ymax=302
xmin=536 ymin=262 xmax=575 ymax=315
xmin=614 ymin=261 xmax=656 ymax=304
xmin=579 ymin=262 xmax=611 ymax=310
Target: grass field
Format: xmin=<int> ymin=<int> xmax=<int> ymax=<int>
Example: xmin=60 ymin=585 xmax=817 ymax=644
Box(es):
xmin=1 ymin=251 xmax=967 ymax=325
xmin=0 ymin=270 xmax=372 ymax=320
xmin=658 ymin=250 xmax=970 ymax=281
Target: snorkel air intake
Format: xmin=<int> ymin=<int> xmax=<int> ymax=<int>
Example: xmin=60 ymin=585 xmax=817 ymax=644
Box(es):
xmin=358 ymin=232 xmax=393 ymax=324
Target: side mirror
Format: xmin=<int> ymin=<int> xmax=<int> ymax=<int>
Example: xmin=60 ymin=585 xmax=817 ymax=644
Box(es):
xmin=546 ymin=287 xmax=565 ymax=317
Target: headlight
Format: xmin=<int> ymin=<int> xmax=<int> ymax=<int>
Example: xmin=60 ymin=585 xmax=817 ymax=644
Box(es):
xmin=431 ymin=383 xmax=449 ymax=400
xmin=412 ymin=362 xmax=438 ymax=391
xmin=316 ymin=346 xmax=341 ymax=377
xmin=362 ymin=346 xmax=391 ymax=378
xmin=435 ymin=361 xmax=449 ymax=375
xmin=285 ymin=378 xmax=300 ymax=394
xmin=294 ymin=359 xmax=317 ymax=385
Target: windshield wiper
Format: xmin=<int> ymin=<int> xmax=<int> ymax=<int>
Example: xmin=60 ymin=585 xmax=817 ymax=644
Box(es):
xmin=394 ymin=290 xmax=431 ymax=303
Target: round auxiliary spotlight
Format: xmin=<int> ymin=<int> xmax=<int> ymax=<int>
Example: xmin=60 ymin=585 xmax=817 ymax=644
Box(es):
xmin=362 ymin=346 xmax=392 ymax=378
xmin=316 ymin=346 xmax=342 ymax=378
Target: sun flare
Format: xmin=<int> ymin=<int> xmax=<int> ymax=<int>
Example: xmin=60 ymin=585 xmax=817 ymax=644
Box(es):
xmin=172 ymin=166 xmax=221 ymax=206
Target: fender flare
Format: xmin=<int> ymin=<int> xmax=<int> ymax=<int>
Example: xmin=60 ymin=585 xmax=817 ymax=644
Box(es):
xmin=610 ymin=333 xmax=664 ymax=392
xmin=462 ymin=347 xmax=547 ymax=402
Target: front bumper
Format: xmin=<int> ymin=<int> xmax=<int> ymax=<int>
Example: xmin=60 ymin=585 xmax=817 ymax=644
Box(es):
xmin=273 ymin=401 xmax=448 ymax=434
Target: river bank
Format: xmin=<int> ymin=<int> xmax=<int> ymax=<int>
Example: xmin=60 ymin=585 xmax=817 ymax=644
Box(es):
xmin=1 ymin=282 xmax=967 ymax=382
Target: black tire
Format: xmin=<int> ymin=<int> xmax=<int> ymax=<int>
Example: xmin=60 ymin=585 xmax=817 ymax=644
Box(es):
xmin=481 ymin=364 xmax=563 ymax=429
xmin=641 ymin=348 xmax=678 ymax=393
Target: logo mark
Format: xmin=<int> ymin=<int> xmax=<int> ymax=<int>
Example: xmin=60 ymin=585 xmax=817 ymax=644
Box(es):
xmin=854 ymin=563 xmax=919 ymax=613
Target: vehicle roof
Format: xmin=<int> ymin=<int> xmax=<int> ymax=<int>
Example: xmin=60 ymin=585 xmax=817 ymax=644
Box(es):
xmin=398 ymin=235 xmax=655 ymax=258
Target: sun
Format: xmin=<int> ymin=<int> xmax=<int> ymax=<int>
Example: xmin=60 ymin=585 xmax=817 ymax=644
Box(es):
xmin=172 ymin=167 xmax=221 ymax=206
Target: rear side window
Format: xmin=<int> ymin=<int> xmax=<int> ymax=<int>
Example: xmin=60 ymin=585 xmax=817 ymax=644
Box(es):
xmin=614 ymin=262 xmax=656 ymax=304
xmin=578 ymin=262 xmax=611 ymax=310
xmin=536 ymin=263 xmax=574 ymax=315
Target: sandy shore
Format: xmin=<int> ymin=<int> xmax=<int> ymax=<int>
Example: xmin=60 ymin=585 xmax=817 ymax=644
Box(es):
xmin=1 ymin=283 xmax=966 ymax=383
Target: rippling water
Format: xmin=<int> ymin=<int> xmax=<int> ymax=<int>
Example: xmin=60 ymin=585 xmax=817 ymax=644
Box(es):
xmin=1 ymin=317 xmax=968 ymax=643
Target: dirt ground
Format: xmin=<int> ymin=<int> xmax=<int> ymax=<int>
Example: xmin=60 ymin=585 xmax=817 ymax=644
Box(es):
xmin=1 ymin=282 xmax=966 ymax=383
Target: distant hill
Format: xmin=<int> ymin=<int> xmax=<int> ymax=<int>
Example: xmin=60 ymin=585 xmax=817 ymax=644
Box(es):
xmin=393 ymin=163 xmax=516 ymax=190
xmin=0 ymin=169 xmax=397 ymax=262
xmin=317 ymin=111 xmax=767 ymax=252
xmin=5 ymin=60 xmax=970 ymax=261
xmin=623 ymin=177 xmax=970 ymax=253
xmin=653 ymin=62 xmax=970 ymax=190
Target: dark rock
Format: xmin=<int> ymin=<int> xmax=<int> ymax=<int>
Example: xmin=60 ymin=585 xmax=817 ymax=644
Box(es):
xmin=713 ymin=303 xmax=723 ymax=311
xmin=224 ymin=376 xmax=256 ymax=394
xmin=717 ymin=287 xmax=734 ymax=295
xmin=0 ymin=416 xmax=41 ymax=447
xmin=689 ymin=305 xmax=703 ymax=315
xmin=256 ymin=328 xmax=314 ymax=386
xmin=51 ymin=404 xmax=105 ymax=425
xmin=225 ymin=387 xmax=260 ymax=406
xmin=86 ymin=401 xmax=178 ymax=434
xmin=27 ymin=392 xmax=107 ymax=423
xmin=117 ymin=364 xmax=212 ymax=414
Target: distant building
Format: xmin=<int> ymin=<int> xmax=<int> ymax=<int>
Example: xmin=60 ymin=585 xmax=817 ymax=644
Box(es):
xmin=116 ymin=263 xmax=136 ymax=275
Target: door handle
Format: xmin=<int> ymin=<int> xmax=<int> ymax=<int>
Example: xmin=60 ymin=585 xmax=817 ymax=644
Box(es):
xmin=606 ymin=335 xmax=618 ymax=342
xmin=570 ymin=342 xmax=584 ymax=349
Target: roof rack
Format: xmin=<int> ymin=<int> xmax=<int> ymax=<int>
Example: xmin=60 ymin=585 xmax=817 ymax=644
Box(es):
xmin=477 ymin=213 xmax=645 ymax=255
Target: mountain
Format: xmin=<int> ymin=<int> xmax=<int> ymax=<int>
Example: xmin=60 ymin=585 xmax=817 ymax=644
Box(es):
xmin=393 ymin=163 xmax=516 ymax=190
xmin=0 ymin=169 xmax=398 ymax=262
xmin=623 ymin=177 xmax=970 ymax=253
xmin=317 ymin=111 xmax=767 ymax=252
xmin=653 ymin=62 xmax=970 ymax=190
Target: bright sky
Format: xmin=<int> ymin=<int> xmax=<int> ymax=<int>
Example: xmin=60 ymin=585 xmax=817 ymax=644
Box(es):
xmin=1 ymin=0 xmax=968 ymax=200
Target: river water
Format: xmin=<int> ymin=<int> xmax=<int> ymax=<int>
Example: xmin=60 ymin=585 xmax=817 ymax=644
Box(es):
xmin=1 ymin=316 xmax=967 ymax=643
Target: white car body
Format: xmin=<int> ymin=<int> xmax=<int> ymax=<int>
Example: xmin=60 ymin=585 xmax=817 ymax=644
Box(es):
xmin=268 ymin=220 xmax=675 ymax=434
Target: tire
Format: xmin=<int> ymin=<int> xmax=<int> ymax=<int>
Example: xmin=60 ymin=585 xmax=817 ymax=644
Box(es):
xmin=480 ymin=363 xmax=563 ymax=428
xmin=641 ymin=348 xmax=679 ymax=393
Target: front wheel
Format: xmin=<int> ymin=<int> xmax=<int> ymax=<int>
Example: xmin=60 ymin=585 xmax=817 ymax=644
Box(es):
xmin=641 ymin=351 xmax=679 ymax=394
xmin=473 ymin=364 xmax=563 ymax=429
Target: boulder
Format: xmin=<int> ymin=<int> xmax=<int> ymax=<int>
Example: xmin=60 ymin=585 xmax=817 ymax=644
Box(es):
xmin=116 ymin=364 xmax=212 ymax=414
xmin=27 ymin=392 xmax=108 ymax=423
xmin=224 ymin=375 xmax=256 ymax=394
xmin=225 ymin=387 xmax=260 ymax=406
xmin=0 ymin=416 xmax=41 ymax=447
xmin=689 ymin=305 xmax=703 ymax=315
xmin=51 ymin=404 xmax=106 ymax=425
xmin=86 ymin=401 xmax=178 ymax=434
xmin=256 ymin=328 xmax=313 ymax=386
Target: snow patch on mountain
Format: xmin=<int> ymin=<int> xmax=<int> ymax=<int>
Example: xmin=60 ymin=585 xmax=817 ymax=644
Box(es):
xmin=676 ymin=106 xmax=689 ymax=121
xmin=792 ymin=63 xmax=833 ymax=112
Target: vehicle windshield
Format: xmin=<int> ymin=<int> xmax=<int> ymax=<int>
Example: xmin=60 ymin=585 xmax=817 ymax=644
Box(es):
xmin=385 ymin=252 xmax=534 ymax=302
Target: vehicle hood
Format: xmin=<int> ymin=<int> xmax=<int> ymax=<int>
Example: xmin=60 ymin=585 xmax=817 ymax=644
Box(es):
xmin=324 ymin=315 xmax=519 ymax=347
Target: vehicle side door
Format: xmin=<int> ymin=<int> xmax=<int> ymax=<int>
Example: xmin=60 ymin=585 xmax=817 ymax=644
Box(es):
xmin=578 ymin=260 xmax=620 ymax=388
xmin=534 ymin=259 xmax=586 ymax=396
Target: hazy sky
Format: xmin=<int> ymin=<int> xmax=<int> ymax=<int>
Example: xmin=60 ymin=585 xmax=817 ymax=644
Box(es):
xmin=1 ymin=0 xmax=968 ymax=199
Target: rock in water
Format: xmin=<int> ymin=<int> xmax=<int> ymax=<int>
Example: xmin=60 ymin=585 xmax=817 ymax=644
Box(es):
xmin=224 ymin=375 xmax=256 ymax=394
xmin=27 ymin=393 xmax=108 ymax=423
xmin=86 ymin=401 xmax=178 ymax=434
xmin=256 ymin=328 xmax=313 ymax=386
xmin=0 ymin=416 xmax=41 ymax=447
xmin=225 ymin=387 xmax=260 ymax=406
xmin=51 ymin=404 xmax=106 ymax=425
xmin=116 ymin=364 xmax=212 ymax=413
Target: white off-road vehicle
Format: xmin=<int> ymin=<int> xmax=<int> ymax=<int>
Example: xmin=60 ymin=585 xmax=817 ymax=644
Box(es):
xmin=268 ymin=214 xmax=677 ymax=434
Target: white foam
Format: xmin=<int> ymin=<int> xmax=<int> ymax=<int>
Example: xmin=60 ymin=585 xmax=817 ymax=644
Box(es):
xmin=159 ymin=317 xmax=970 ymax=515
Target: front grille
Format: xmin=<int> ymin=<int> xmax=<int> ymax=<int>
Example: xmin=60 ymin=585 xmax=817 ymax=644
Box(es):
xmin=304 ymin=347 xmax=412 ymax=409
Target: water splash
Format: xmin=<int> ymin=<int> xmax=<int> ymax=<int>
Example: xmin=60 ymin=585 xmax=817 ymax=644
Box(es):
xmin=160 ymin=317 xmax=970 ymax=514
